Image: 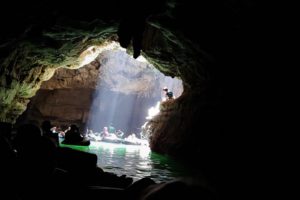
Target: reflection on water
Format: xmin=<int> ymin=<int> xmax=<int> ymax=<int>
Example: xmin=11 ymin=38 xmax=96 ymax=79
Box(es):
xmin=60 ymin=141 xmax=189 ymax=182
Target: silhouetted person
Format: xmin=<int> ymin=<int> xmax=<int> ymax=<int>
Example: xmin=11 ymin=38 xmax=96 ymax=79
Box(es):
xmin=14 ymin=123 xmax=42 ymax=152
xmin=0 ymin=122 xmax=14 ymax=157
xmin=64 ymin=124 xmax=82 ymax=142
xmin=62 ymin=124 xmax=90 ymax=146
xmin=13 ymin=124 xmax=57 ymax=199
xmin=0 ymin=122 xmax=15 ymax=171
xmin=42 ymin=120 xmax=59 ymax=146
xmin=14 ymin=124 xmax=57 ymax=173
xmin=0 ymin=122 xmax=15 ymax=166
xmin=0 ymin=134 xmax=18 ymax=200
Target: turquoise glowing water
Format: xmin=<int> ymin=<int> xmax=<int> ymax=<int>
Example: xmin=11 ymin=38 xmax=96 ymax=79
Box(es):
xmin=60 ymin=141 xmax=189 ymax=182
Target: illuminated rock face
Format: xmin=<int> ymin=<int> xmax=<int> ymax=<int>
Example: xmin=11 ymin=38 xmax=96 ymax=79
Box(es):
xmin=0 ymin=20 xmax=117 ymax=122
xmin=41 ymin=63 xmax=101 ymax=90
xmin=16 ymin=49 xmax=183 ymax=130
xmin=16 ymin=64 xmax=100 ymax=127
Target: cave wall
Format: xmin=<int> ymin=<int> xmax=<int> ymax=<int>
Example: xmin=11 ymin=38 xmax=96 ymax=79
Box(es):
xmin=18 ymin=50 xmax=180 ymax=133
xmin=122 ymin=1 xmax=262 ymax=185
xmin=146 ymin=84 xmax=221 ymax=156
xmin=19 ymin=88 xmax=93 ymax=127
xmin=17 ymin=62 xmax=100 ymax=128
xmin=0 ymin=1 xmax=266 ymax=186
xmin=0 ymin=8 xmax=118 ymax=122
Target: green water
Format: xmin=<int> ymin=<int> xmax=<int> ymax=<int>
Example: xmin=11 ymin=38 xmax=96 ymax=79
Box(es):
xmin=60 ymin=141 xmax=189 ymax=182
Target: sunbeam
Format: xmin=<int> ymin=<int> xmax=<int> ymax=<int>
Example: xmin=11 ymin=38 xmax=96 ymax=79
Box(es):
xmin=85 ymin=47 xmax=183 ymax=142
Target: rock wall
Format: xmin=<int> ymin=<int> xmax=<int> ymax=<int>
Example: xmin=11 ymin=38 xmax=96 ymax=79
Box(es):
xmin=0 ymin=1 xmax=266 ymax=187
xmin=19 ymin=89 xmax=93 ymax=127
xmin=0 ymin=12 xmax=118 ymax=122
xmin=16 ymin=60 xmax=100 ymax=127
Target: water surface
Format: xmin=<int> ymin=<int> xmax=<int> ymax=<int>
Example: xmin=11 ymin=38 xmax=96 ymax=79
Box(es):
xmin=60 ymin=141 xmax=189 ymax=182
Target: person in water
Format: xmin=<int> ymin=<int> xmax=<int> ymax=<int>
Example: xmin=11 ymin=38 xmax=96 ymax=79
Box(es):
xmin=116 ymin=129 xmax=124 ymax=138
xmin=108 ymin=123 xmax=116 ymax=134
xmin=102 ymin=127 xmax=110 ymax=137
xmin=41 ymin=120 xmax=59 ymax=146
xmin=63 ymin=124 xmax=90 ymax=145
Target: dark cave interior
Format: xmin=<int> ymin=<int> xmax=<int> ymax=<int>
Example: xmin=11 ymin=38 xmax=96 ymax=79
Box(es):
xmin=0 ymin=1 xmax=275 ymax=199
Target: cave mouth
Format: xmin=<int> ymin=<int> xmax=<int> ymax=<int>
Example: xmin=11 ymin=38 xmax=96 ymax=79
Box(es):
xmin=17 ymin=43 xmax=183 ymax=140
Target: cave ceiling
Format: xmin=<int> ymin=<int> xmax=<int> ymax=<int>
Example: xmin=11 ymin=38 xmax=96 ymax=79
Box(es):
xmin=0 ymin=1 xmax=256 ymax=123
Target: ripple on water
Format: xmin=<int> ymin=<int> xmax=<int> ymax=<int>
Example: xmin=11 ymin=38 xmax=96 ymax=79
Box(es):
xmin=60 ymin=141 xmax=190 ymax=182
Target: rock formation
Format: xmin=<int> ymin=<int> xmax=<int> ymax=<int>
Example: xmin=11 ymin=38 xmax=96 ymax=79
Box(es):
xmin=1 ymin=1 xmax=267 ymax=188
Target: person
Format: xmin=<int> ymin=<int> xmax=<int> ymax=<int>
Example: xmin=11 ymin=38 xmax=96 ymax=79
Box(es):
xmin=63 ymin=125 xmax=82 ymax=142
xmin=102 ymin=127 xmax=110 ymax=137
xmin=162 ymin=87 xmax=174 ymax=100
xmin=13 ymin=124 xmax=57 ymax=199
xmin=57 ymin=127 xmax=66 ymax=138
xmin=128 ymin=133 xmax=137 ymax=142
xmin=108 ymin=123 xmax=116 ymax=134
xmin=58 ymin=126 xmax=70 ymax=138
xmin=116 ymin=129 xmax=124 ymax=138
xmin=62 ymin=124 xmax=90 ymax=146
xmin=50 ymin=126 xmax=58 ymax=134
xmin=41 ymin=120 xmax=59 ymax=146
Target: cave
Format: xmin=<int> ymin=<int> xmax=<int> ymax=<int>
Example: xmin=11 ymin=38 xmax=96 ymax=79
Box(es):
xmin=17 ymin=45 xmax=183 ymax=137
xmin=0 ymin=0 xmax=269 ymax=199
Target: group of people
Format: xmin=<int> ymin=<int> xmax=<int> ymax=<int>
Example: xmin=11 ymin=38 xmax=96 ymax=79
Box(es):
xmin=123 ymin=133 xmax=143 ymax=145
xmin=101 ymin=125 xmax=124 ymax=139
xmin=86 ymin=124 xmax=124 ymax=140
xmin=0 ymin=121 xmax=215 ymax=199
xmin=85 ymin=124 xmax=147 ymax=145
xmin=0 ymin=121 xmax=137 ymax=199
xmin=41 ymin=121 xmax=90 ymax=146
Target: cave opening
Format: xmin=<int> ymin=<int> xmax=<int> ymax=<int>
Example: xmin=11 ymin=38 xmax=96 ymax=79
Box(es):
xmin=0 ymin=0 xmax=272 ymax=197
xmin=14 ymin=42 xmax=186 ymax=182
xmin=16 ymin=42 xmax=183 ymax=142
